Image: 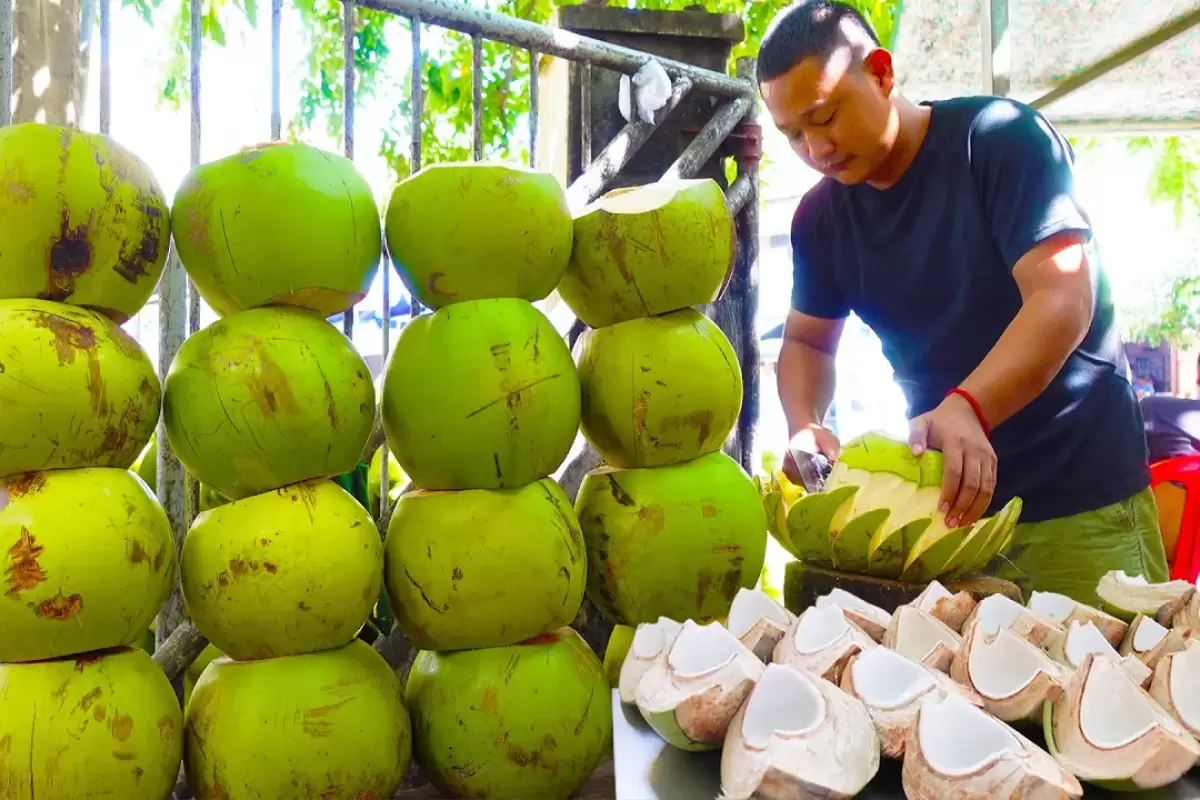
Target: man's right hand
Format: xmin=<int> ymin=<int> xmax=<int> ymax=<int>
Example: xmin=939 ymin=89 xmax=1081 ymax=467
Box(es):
xmin=782 ymin=425 xmax=841 ymax=486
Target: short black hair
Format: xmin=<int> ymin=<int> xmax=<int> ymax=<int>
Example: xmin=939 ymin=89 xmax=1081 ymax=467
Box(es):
xmin=757 ymin=1 xmax=881 ymax=82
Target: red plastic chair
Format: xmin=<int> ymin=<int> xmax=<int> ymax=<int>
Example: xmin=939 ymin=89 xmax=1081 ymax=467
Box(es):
xmin=1149 ymin=455 xmax=1200 ymax=583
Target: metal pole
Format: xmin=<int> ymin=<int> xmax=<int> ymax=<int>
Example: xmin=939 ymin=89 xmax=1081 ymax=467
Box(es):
xmin=471 ymin=33 xmax=483 ymax=160
xmin=661 ymin=95 xmax=753 ymax=181
xmin=408 ymin=17 xmax=423 ymax=320
xmin=271 ymin=0 xmax=282 ymax=139
xmin=99 ymin=0 xmax=111 ymax=133
xmin=580 ymin=61 xmax=592 ymax=170
xmin=342 ymin=0 xmax=357 ymax=339
xmin=0 ymin=0 xmax=11 ymax=126
xmin=528 ymin=49 xmax=538 ymax=167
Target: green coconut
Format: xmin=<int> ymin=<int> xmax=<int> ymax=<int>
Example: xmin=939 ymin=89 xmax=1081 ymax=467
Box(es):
xmin=183 ymin=643 xmax=224 ymax=710
xmin=406 ymin=628 xmax=611 ymax=799
xmin=163 ymin=306 xmax=375 ymax=500
xmin=131 ymin=434 xmax=232 ymax=511
xmin=171 ymin=142 xmax=381 ymax=318
xmin=181 ymin=479 xmax=382 ymax=661
xmin=0 ymin=123 xmax=170 ymax=322
xmin=367 ymin=445 xmax=406 ymax=510
xmin=384 ymin=161 xmax=572 ymax=309
xmin=576 ymin=450 xmax=768 ymax=626
xmin=0 ymin=299 xmax=159 ymax=478
xmin=0 ymin=646 xmax=182 ymax=797
xmin=0 ymin=468 xmax=174 ymax=663
xmin=186 ymin=639 xmax=411 ymax=799
xmin=604 ymin=624 xmax=635 ymax=687
xmin=558 ymin=178 xmax=735 ymax=329
xmin=575 ymin=308 xmax=743 ymax=469
xmin=384 ymin=478 xmax=586 ymax=650
xmin=381 ymin=298 xmax=580 ymax=491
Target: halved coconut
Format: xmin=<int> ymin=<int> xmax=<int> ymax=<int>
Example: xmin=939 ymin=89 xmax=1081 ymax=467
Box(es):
xmin=882 ymin=605 xmax=961 ymax=673
xmin=841 ymin=644 xmax=982 ymax=758
xmin=1027 ymin=590 xmax=1128 ymax=648
xmin=960 ymin=593 xmax=1065 ymax=653
xmin=618 ymin=617 xmax=683 ymax=704
xmin=721 ymin=662 xmax=880 ymax=799
xmin=949 ymin=623 xmax=1066 ymax=724
xmin=1044 ymin=652 xmax=1200 ymax=790
xmin=1120 ymin=614 xmax=1190 ymax=670
xmin=814 ymin=587 xmax=892 ymax=642
xmin=773 ymin=604 xmax=876 ymax=682
xmin=910 ymin=580 xmax=977 ymax=633
xmin=1149 ymin=642 xmax=1200 ymax=739
xmin=1155 ymin=586 xmax=1200 ymax=630
xmin=635 ymin=620 xmax=764 ymax=751
xmin=1095 ymin=570 xmax=1194 ymax=622
xmin=904 ymin=693 xmax=1082 ymax=799
xmin=727 ymin=588 xmax=795 ymax=662
xmin=1049 ymin=620 xmax=1152 ymax=688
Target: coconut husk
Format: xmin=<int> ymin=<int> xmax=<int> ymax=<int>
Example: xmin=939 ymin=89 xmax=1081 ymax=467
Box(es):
xmin=783 ymin=561 xmax=1021 ymax=616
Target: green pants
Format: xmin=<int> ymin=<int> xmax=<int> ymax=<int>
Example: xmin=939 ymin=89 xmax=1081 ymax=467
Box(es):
xmin=984 ymin=487 xmax=1170 ymax=608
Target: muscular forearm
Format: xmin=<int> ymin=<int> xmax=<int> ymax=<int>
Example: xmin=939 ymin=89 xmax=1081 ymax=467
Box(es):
xmin=778 ymin=338 xmax=837 ymax=436
xmin=960 ymin=287 xmax=1090 ymax=428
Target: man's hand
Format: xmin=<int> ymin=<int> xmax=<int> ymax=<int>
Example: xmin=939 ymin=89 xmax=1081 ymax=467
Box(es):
xmin=782 ymin=424 xmax=841 ymax=485
xmin=909 ymin=393 xmax=996 ymax=528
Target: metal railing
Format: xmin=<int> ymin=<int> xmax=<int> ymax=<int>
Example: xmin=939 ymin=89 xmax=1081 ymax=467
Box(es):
xmin=0 ymin=0 xmax=762 ymax=678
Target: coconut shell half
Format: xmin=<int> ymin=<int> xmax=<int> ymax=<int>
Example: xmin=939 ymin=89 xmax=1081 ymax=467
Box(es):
xmin=773 ymin=604 xmax=876 ymax=683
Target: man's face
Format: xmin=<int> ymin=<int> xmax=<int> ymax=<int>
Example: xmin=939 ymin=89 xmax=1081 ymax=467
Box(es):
xmin=760 ymin=47 xmax=897 ymax=185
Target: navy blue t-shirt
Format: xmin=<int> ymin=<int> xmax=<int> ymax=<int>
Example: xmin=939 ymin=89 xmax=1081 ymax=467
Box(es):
xmin=790 ymin=96 xmax=1149 ymax=523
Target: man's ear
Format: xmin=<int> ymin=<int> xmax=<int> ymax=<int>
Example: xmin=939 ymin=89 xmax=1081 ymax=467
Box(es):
xmin=863 ymin=48 xmax=895 ymax=95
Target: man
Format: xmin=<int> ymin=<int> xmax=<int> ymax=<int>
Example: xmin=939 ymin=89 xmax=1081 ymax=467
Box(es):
xmin=757 ymin=0 xmax=1168 ymax=603
xmin=1141 ymin=394 xmax=1200 ymax=464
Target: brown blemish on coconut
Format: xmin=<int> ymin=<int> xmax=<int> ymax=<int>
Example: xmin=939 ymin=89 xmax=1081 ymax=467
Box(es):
xmin=696 ymin=574 xmax=712 ymax=611
xmin=74 ymin=652 xmax=106 ymax=670
xmin=37 ymin=592 xmax=84 ymax=619
xmin=110 ymin=713 xmax=134 ymax=741
xmin=111 ymin=751 xmax=137 ymax=761
xmin=43 ymin=209 xmax=94 ymax=302
xmin=153 ymin=547 xmax=165 ymax=572
xmin=634 ymin=506 xmax=665 ymax=538
xmin=78 ymin=687 xmax=103 ymax=711
xmin=481 ymin=686 xmax=499 ymax=714
xmin=5 ymin=527 xmax=47 ymax=597
xmin=302 ymin=698 xmax=353 ymax=737
xmin=93 ymin=705 xmax=107 ymax=722
xmin=322 ymin=379 xmax=340 ymax=429
xmin=245 ymin=352 xmax=300 ymax=418
xmin=701 ymin=504 xmax=719 ymax=518
xmin=113 ymin=202 xmax=166 ymax=285
xmin=4 ymin=472 xmax=47 ymax=499
xmin=676 ymin=679 xmax=755 ymax=746
xmin=129 ymin=540 xmax=150 ymax=565
xmin=606 ymin=476 xmax=635 ymax=507
xmin=719 ymin=558 xmax=746 ymax=602
xmin=157 ymin=715 xmax=176 ymax=742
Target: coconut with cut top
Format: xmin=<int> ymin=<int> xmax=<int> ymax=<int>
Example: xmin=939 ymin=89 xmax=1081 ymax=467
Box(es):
xmin=882 ymin=605 xmax=961 ymax=673
xmin=1156 ymin=586 xmax=1200 ymax=630
xmin=1027 ymin=590 xmax=1128 ymax=648
xmin=617 ymin=617 xmax=682 ymax=704
xmin=1095 ymin=570 xmax=1194 ymax=622
xmin=1048 ymin=620 xmax=1152 ymax=687
xmin=960 ymin=593 xmax=1065 ymax=653
xmin=841 ymin=644 xmax=982 ymax=758
xmin=903 ymin=693 xmax=1082 ymax=799
xmin=773 ymin=604 xmax=876 ymax=682
xmin=635 ymin=620 xmax=764 ymax=751
xmin=1149 ymin=642 xmax=1200 ymax=739
xmin=1120 ymin=614 xmax=1190 ymax=670
xmin=721 ymin=663 xmax=880 ymax=798
xmin=814 ymin=587 xmax=892 ymax=642
xmin=1044 ymin=652 xmax=1200 ymax=790
xmin=726 ymin=588 xmax=795 ymax=662
xmin=909 ymin=580 xmax=977 ymax=633
xmin=949 ymin=623 xmax=1066 ymax=724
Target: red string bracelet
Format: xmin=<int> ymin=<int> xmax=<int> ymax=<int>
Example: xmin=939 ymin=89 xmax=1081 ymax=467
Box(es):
xmin=946 ymin=387 xmax=992 ymax=438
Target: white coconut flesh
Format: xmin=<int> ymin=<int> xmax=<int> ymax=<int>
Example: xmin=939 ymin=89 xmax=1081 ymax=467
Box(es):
xmin=619 ymin=617 xmax=682 ymax=704
xmin=851 ymin=646 xmax=938 ymax=711
xmin=966 ymin=628 xmax=1059 ymax=701
xmin=1096 ymin=570 xmax=1194 ymax=617
xmin=1151 ymin=643 xmax=1200 ymax=737
xmin=825 ymin=462 xmax=947 ymax=540
xmin=741 ymin=662 xmax=827 ymax=746
xmin=776 ymin=605 xmax=875 ymax=682
xmin=790 ymin=605 xmax=855 ymax=654
xmin=667 ymin=621 xmax=739 ymax=679
xmin=1028 ymin=590 xmax=1127 ymax=646
xmin=1056 ymin=620 xmax=1152 ymax=686
xmin=1129 ymin=615 xmax=1169 ymax=654
xmin=727 ymin=588 xmax=792 ymax=660
xmin=815 ymin=588 xmax=891 ymax=638
xmin=885 ymin=606 xmax=960 ymax=671
xmin=966 ymin=594 xmax=1063 ymax=651
xmin=918 ymin=694 xmax=1024 ymax=776
xmin=591 ymin=179 xmax=702 ymax=215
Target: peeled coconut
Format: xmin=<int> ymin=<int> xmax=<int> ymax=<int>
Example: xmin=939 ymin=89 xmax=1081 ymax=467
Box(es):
xmin=384 ymin=161 xmax=572 ymax=309
xmin=1027 ymin=589 xmax=1128 ymax=647
xmin=910 ymin=580 xmax=977 ymax=633
xmin=842 ymin=644 xmax=982 ymax=758
xmin=961 ymin=593 xmax=1066 ymax=653
xmin=406 ymin=628 xmax=611 ymax=799
xmin=0 ymin=123 xmax=169 ymax=321
xmin=384 ymin=478 xmax=585 ymax=650
xmin=904 ymin=693 xmax=1082 ymax=799
xmin=186 ymin=639 xmax=411 ymax=799
xmin=172 ymin=142 xmax=381 ymax=317
xmin=950 ymin=624 xmax=1066 ymax=724
xmin=882 ymin=605 xmax=961 ymax=673
xmin=0 ymin=468 xmax=174 ymax=662
xmin=558 ymin=179 xmax=735 ymax=328
xmin=721 ymin=662 xmax=880 ymax=798
xmin=1149 ymin=642 xmax=1200 ymax=738
xmin=618 ymin=617 xmax=683 ymax=704
xmin=1049 ymin=620 xmax=1153 ymax=687
xmin=774 ymin=604 xmax=876 ymax=682
xmin=814 ymin=587 xmax=892 ymax=642
xmin=779 ymin=432 xmax=1022 ymax=580
xmin=636 ymin=620 xmax=764 ymax=751
xmin=1044 ymin=652 xmax=1200 ymax=790
xmin=574 ymin=308 xmax=742 ymax=468
xmin=1156 ymin=585 xmax=1200 ymax=630
xmin=727 ymin=587 xmax=794 ymax=661
xmin=0 ymin=646 xmax=182 ymax=796
xmin=181 ymin=480 xmax=382 ymax=660
xmin=381 ymin=298 xmax=579 ymax=491
xmin=1095 ymin=569 xmax=1194 ymax=621
xmin=163 ymin=306 xmax=375 ymax=500
xmin=575 ymin=450 xmax=767 ymax=625
xmin=0 ymin=299 xmax=159 ymax=478
xmin=1120 ymin=614 xmax=1190 ymax=669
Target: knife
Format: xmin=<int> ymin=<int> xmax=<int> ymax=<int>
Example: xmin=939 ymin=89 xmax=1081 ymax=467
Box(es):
xmin=789 ymin=448 xmax=832 ymax=494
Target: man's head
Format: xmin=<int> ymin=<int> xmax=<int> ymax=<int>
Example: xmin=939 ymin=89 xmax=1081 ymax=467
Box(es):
xmin=758 ymin=1 xmax=898 ymax=184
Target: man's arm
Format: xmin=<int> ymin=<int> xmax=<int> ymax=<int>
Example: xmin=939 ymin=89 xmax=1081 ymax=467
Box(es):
xmin=779 ymin=310 xmax=844 ymax=441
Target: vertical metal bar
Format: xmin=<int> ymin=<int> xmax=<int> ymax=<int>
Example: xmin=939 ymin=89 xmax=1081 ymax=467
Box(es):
xmin=0 ymin=0 xmax=11 ymax=126
xmin=528 ymin=49 xmax=538 ymax=167
xmin=99 ymin=0 xmax=111 ymax=134
xmin=342 ymin=0 xmax=357 ymax=338
xmin=580 ymin=61 xmax=592 ymax=169
xmin=980 ymin=0 xmax=1009 ymax=96
xmin=471 ymin=34 xmax=483 ymax=160
xmin=730 ymin=57 xmax=760 ymax=472
xmin=408 ymin=17 xmax=423 ymax=319
xmin=271 ymin=0 xmax=282 ymax=139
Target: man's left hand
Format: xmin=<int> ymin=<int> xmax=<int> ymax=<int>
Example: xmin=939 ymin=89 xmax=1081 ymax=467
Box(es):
xmin=908 ymin=393 xmax=997 ymax=528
